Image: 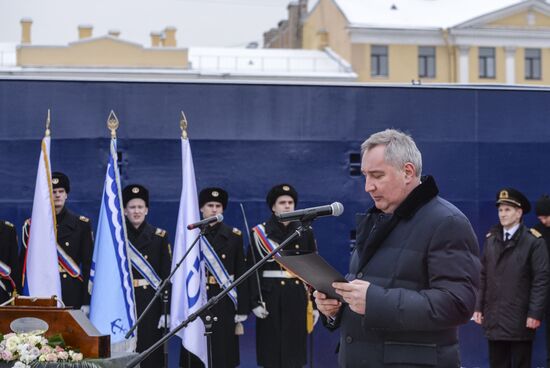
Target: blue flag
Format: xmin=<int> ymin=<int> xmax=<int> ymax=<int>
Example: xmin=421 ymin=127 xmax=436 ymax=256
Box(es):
xmin=89 ymin=138 xmax=137 ymax=352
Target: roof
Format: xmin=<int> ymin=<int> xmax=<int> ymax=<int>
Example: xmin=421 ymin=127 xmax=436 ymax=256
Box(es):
xmin=0 ymin=43 xmax=357 ymax=82
xmin=331 ymin=0 xmax=527 ymax=29
xmin=188 ymin=47 xmax=354 ymax=76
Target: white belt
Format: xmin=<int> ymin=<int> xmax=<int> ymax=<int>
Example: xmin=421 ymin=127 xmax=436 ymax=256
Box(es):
xmin=262 ymin=270 xmax=295 ymax=278
xmin=133 ymin=279 xmax=149 ymax=287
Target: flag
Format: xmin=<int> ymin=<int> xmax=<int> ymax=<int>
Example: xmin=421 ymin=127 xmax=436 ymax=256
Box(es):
xmin=89 ymin=138 xmax=137 ymax=352
xmin=23 ymin=135 xmax=62 ymax=301
xmin=170 ymin=137 xmax=208 ymax=366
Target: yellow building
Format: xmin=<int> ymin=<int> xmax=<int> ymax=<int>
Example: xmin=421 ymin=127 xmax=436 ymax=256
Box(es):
xmin=6 ymin=19 xmax=356 ymax=83
xmin=17 ymin=20 xmax=188 ymax=69
xmin=271 ymin=0 xmax=550 ymax=84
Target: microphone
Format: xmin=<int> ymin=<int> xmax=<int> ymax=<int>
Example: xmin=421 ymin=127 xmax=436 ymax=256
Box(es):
xmin=187 ymin=214 xmax=223 ymax=230
xmin=276 ymin=202 xmax=344 ymax=222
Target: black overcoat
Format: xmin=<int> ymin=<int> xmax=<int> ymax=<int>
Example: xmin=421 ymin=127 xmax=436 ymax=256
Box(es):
xmin=127 ymin=220 xmax=172 ymax=368
xmin=0 ymin=220 xmax=19 ymax=303
xmin=248 ymin=215 xmax=317 ymax=368
xmin=476 ymin=224 xmax=549 ymax=340
xmin=325 ymin=176 xmax=481 ymax=367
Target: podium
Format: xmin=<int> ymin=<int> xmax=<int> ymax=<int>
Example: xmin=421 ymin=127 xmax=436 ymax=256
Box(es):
xmin=0 ymin=297 xmax=110 ymax=359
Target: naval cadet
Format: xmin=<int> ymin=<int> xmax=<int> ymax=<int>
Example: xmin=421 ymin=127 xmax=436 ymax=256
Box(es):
xmin=22 ymin=172 xmax=94 ymax=310
xmin=180 ymin=187 xmax=248 ymax=368
xmin=248 ymin=183 xmax=318 ymax=368
xmin=0 ymin=219 xmax=19 ymax=304
xmin=474 ymin=188 xmax=549 ymax=368
xmin=123 ymin=184 xmax=172 ymax=368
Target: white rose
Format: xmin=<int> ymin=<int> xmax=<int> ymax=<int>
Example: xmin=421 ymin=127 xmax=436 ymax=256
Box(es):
xmin=5 ymin=337 xmax=18 ymax=352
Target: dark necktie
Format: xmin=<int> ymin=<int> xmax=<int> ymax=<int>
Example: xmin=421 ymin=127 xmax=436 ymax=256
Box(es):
xmin=505 ymin=232 xmax=511 ymax=241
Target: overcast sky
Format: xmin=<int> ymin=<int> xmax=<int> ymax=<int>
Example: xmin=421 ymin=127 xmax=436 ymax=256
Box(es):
xmin=0 ymin=0 xmax=293 ymax=47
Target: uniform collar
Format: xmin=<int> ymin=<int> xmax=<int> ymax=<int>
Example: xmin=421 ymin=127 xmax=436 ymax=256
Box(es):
xmin=126 ymin=219 xmax=148 ymax=237
xmin=503 ymin=223 xmax=520 ymax=239
xmin=56 ymin=206 xmax=68 ymax=222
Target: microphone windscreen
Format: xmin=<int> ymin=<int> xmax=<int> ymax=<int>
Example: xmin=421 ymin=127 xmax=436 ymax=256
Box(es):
xmin=331 ymin=202 xmax=344 ymax=216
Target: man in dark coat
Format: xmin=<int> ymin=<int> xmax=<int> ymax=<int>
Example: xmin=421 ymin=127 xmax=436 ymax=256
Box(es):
xmin=180 ymin=187 xmax=248 ymax=368
xmin=123 ymin=184 xmax=172 ymax=368
xmin=474 ymin=188 xmax=549 ymax=367
xmin=22 ymin=172 xmax=94 ymax=310
xmin=533 ymin=194 xmax=550 ymax=367
xmin=315 ymin=129 xmax=481 ymax=367
xmin=248 ymin=183 xmax=318 ymax=368
xmin=0 ymin=220 xmax=19 ymax=304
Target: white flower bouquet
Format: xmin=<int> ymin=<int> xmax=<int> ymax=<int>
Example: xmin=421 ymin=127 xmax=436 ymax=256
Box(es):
xmin=0 ymin=331 xmax=83 ymax=368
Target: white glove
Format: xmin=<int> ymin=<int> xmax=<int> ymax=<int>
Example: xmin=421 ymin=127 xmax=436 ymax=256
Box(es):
xmin=313 ymin=310 xmax=320 ymax=327
xmin=234 ymin=314 xmax=248 ymax=323
xmin=157 ymin=314 xmax=170 ymax=329
xmin=80 ymin=305 xmax=90 ymax=317
xmin=252 ymin=305 xmax=269 ymax=319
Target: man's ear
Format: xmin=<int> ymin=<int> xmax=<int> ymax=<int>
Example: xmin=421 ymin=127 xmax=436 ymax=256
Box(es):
xmin=403 ymin=162 xmax=416 ymax=182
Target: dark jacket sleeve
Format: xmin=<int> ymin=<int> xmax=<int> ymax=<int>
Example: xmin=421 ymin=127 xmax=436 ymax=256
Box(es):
xmin=246 ymin=232 xmax=262 ymax=310
xmin=527 ymin=237 xmax=549 ymax=320
xmin=475 ymin=240 xmax=488 ymax=313
xmin=6 ymin=224 xmax=20 ymax=292
xmin=79 ymin=220 xmax=94 ymax=306
xmin=364 ymin=214 xmax=481 ymax=330
xmin=234 ymin=233 xmax=249 ymax=315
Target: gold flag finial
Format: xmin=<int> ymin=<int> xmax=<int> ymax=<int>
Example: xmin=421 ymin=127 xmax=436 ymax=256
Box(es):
xmin=180 ymin=111 xmax=188 ymax=139
xmin=45 ymin=109 xmax=51 ymax=137
xmin=107 ymin=110 xmax=119 ymax=138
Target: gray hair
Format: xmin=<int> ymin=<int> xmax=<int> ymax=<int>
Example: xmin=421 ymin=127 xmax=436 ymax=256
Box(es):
xmin=361 ymin=129 xmax=422 ymax=177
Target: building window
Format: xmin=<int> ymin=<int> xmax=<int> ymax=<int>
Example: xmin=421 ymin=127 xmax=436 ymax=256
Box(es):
xmin=371 ymin=45 xmax=388 ymax=77
xmin=418 ymin=46 xmax=436 ymax=78
xmin=479 ymin=47 xmax=495 ymax=78
xmin=525 ymin=48 xmax=541 ymax=80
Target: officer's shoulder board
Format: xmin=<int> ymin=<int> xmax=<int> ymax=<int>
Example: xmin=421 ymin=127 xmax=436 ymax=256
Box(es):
xmin=3 ymin=220 xmax=14 ymax=228
xmin=530 ymin=228 xmax=542 ymax=238
xmin=155 ymin=228 xmax=166 ymax=238
xmin=232 ymin=227 xmax=242 ymax=236
xmin=79 ymin=215 xmax=90 ymax=223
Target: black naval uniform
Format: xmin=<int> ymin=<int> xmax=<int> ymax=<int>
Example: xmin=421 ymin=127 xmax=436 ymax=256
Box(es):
xmin=249 ymin=215 xmax=317 ymax=368
xmin=22 ymin=207 xmax=94 ymax=309
xmin=477 ymin=224 xmax=549 ymax=367
xmin=181 ymin=222 xmax=249 ymax=368
xmin=0 ymin=220 xmax=19 ymax=304
xmin=127 ymin=220 xmax=172 ymax=368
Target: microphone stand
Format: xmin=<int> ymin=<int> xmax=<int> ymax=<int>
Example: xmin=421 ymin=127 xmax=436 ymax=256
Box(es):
xmin=125 ymin=224 xmax=210 ymax=367
xmin=126 ymin=221 xmax=313 ymax=368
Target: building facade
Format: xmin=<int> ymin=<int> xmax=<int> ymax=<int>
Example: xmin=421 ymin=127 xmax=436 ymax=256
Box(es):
xmin=269 ymin=0 xmax=550 ymax=85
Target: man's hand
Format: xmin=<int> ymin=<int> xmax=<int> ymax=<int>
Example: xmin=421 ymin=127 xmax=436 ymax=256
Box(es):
xmin=333 ymin=279 xmax=370 ymax=315
xmin=472 ymin=311 xmax=483 ymax=325
xmin=80 ymin=305 xmax=90 ymax=317
xmin=313 ymin=290 xmax=341 ymax=318
xmin=252 ymin=305 xmax=269 ymax=319
xmin=526 ymin=317 xmax=541 ymax=329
